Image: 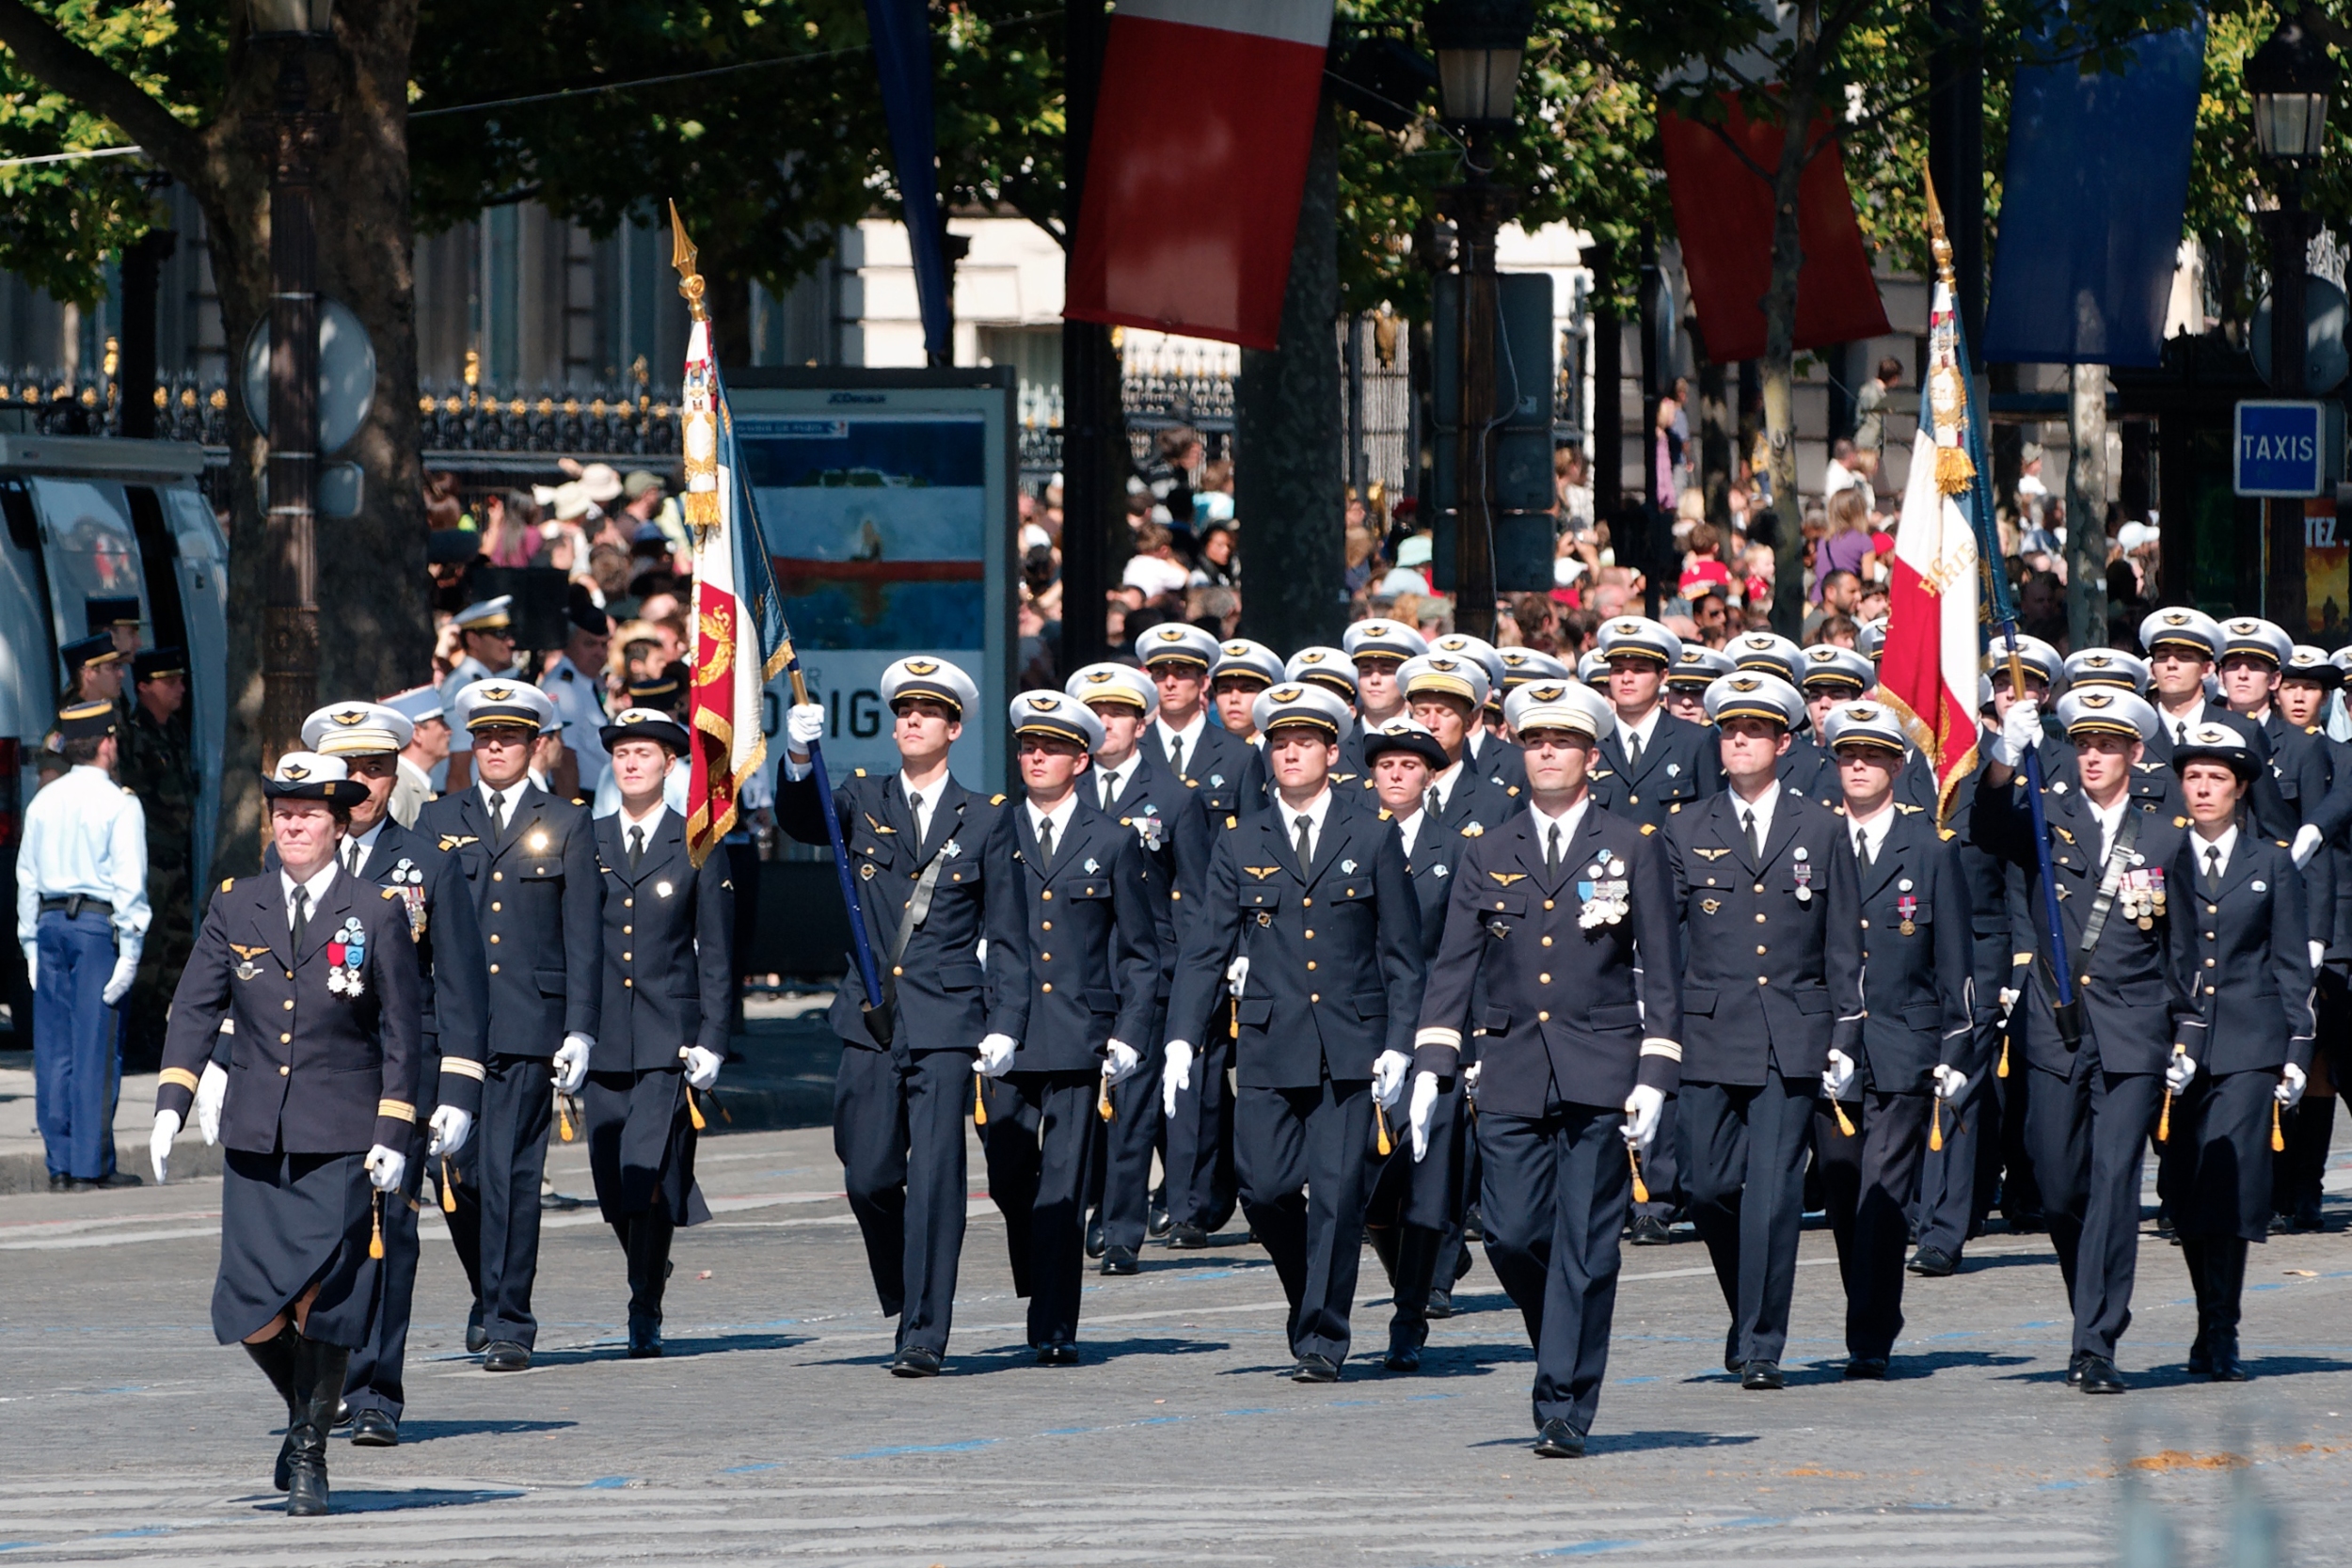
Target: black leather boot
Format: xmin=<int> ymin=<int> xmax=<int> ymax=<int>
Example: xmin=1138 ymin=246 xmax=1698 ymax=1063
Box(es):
xmin=2205 ymin=1237 xmax=2250 ymax=1381
xmin=2180 ymin=1238 xmax=2212 ymax=1375
xmin=242 ymin=1323 xmax=302 ymax=1491
xmin=285 ymin=1336 xmax=351 ymax=1516
xmin=1385 ymin=1226 xmax=1441 ymax=1370
xmin=626 ymin=1209 xmax=675 ymax=1358
xmin=1365 ymin=1223 xmax=1401 ymax=1288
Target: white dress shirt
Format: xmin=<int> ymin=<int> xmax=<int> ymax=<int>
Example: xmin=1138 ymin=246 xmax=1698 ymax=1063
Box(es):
xmin=1429 ymin=760 xmax=1465 ymax=816
xmin=1026 ymin=791 xmax=1079 ymax=858
xmin=1729 ymin=780 xmax=1780 ymax=847
xmin=1394 ymin=805 xmax=1425 ymax=863
xmin=1616 ymin=705 xmax=1664 ymax=759
xmin=280 ymin=861 xmax=339 ymax=932
xmin=2158 ymin=698 xmax=2211 ymax=746
xmin=478 ymin=778 xmax=526 ymax=832
xmin=902 ymin=773 xmax=948 ymax=845
xmin=1528 ymin=796 xmax=1592 ymax=863
xmin=2087 ymin=791 xmax=2129 ymax=861
xmin=1095 ymin=752 xmax=1141 ymax=810
xmin=342 ymin=818 xmax=388 ymax=879
xmin=1153 ymin=712 xmax=1210 ymax=777
xmin=1280 ymin=787 xmax=1334 ymax=864
xmin=2191 ymin=823 xmax=2238 ymax=883
xmin=617 ymin=800 xmax=667 ymax=861
xmin=15 ymin=765 xmax=150 ymax=946
xmin=1849 ymin=802 xmax=1896 ymax=863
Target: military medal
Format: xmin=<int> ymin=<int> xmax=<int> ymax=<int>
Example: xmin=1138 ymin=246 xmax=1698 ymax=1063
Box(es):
xmin=1792 ymin=849 xmax=1814 ymax=904
xmin=1897 ymin=893 xmax=1917 ymax=936
xmin=389 ymin=857 xmax=429 ymax=941
xmin=326 ymin=917 xmax=368 ymax=996
xmin=1577 ymin=858 xmax=1629 ymax=929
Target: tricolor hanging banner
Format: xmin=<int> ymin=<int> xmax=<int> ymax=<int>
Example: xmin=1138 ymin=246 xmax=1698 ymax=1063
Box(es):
xmin=1657 ymin=96 xmax=1891 ymax=362
xmin=1878 ymin=181 xmax=1984 ymax=821
xmin=1065 ymin=0 xmax=1335 ymax=349
xmin=671 ymin=204 xmax=790 ymax=866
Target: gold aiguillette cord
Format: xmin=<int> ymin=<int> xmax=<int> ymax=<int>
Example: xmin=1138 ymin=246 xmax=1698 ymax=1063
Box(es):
xmin=1374 ymin=1099 xmax=1393 ymax=1157
xmin=1097 ymin=1071 xmax=1114 ymax=1122
xmin=1628 ymin=1143 xmax=1650 ymax=1206
xmin=440 ymin=1156 xmax=458 ymax=1213
xmin=369 ymin=1190 xmax=386 ymax=1260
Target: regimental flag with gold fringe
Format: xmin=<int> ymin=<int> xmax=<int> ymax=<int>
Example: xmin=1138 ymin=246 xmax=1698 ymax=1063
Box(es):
xmin=673 ymin=202 xmax=789 ymax=866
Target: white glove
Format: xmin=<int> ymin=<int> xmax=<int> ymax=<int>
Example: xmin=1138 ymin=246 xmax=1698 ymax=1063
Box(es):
xmin=1103 ymin=1038 xmax=1141 ymax=1085
xmin=1161 ymin=1040 xmax=1195 ymax=1118
xmin=426 ymin=1103 xmax=473 ymax=1158
xmin=1225 ymin=955 xmax=1249 ymax=998
xmin=1931 ymin=1064 xmax=1969 ymax=1101
xmin=1996 ymin=986 xmax=2020 ymax=1024
xmin=150 ymin=1108 xmax=180 ymax=1184
xmin=1821 ymin=1049 xmax=1858 ymax=1101
xmin=1461 ymin=1061 xmax=1482 ymax=1104
xmin=2278 ymin=1062 xmax=2309 ymax=1108
xmin=2312 ymin=941 xmax=2328 ymax=973
xmin=194 ymin=1061 xmax=228 ymax=1145
xmin=2293 ymin=824 xmax=2326 ymax=868
xmin=19 ymin=942 xmax=34 ymax=991
xmin=102 ymin=946 xmax=139 ymax=1007
xmin=682 ymin=1044 xmax=722 ymax=1091
xmin=786 ymin=702 xmax=825 ymax=755
xmin=1406 ymin=1069 xmax=1441 ymax=1161
xmin=365 ymin=1144 xmax=406 ymax=1194
xmin=977 ymin=1032 xmax=1018 ymax=1077
xmin=1621 ymin=1085 xmax=1665 ymax=1153
xmin=1994 ymin=698 xmax=2042 ymax=768
xmin=551 ymin=1034 xmax=592 ymax=1094
xmin=1371 ymin=1049 xmax=1412 ymax=1109
xmin=2166 ymin=1051 xmax=2198 ymax=1095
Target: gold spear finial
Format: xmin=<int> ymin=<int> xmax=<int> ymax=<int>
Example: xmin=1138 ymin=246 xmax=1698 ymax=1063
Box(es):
xmin=670 ymin=199 xmax=707 ymax=323
xmin=1923 ymin=170 xmax=1955 ymax=288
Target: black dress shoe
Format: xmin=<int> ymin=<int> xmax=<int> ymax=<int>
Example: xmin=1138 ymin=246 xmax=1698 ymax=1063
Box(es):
xmin=1383 ymin=1344 xmax=1422 ymax=1373
xmin=1101 ymin=1244 xmax=1140 ymax=1276
xmin=1629 ymin=1213 xmax=1673 ymax=1246
xmin=348 ymin=1409 xmax=399 ymax=1447
xmin=1533 ymin=1418 xmax=1585 ymax=1459
xmin=1423 ymin=1283 xmax=1454 ymax=1320
xmin=47 ymin=1172 xmax=67 ymax=1192
xmin=1167 ymin=1221 xmax=1210 ymax=1249
xmin=541 ymin=1189 xmax=585 ymax=1212
xmin=1907 ymin=1245 xmax=1957 ymax=1277
xmin=1741 ymin=1360 xmax=1784 ymax=1390
xmin=1844 ymin=1357 xmax=1889 ymax=1381
xmin=1148 ymin=1202 xmax=1172 ymax=1239
xmin=889 ymin=1345 xmax=944 ymax=1378
xmin=2077 ymin=1355 xmax=2126 ymax=1394
xmin=334 ymin=1400 xmax=350 ymax=1428
xmin=1462 ymin=1204 xmax=1486 ymax=1242
xmin=1291 ymin=1353 xmax=1341 ymax=1384
xmin=88 ymin=1170 xmax=142 ymax=1188
xmin=628 ymin=1313 xmax=663 ymax=1359
xmin=1724 ymin=1328 xmax=1743 ymax=1375
xmin=2065 ymin=1354 xmax=2088 ymax=1386
xmin=465 ymin=1310 xmax=487 ymax=1354
xmin=1086 ymin=1214 xmax=1106 ymax=1259
xmin=1035 ymin=1343 xmax=1082 ymax=1367
xmin=482 ymin=1340 xmax=532 ymax=1372
xmin=2185 ymin=1326 xmax=2212 ymax=1378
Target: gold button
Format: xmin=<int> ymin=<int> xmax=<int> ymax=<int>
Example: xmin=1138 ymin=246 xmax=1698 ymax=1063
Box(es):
xmin=625 ymin=897 xmax=634 ymax=908
xmin=1306 ymin=960 xmax=1317 ymax=971
xmin=282 ymin=999 xmax=294 ymax=1011
xmin=2207 ymin=904 xmax=2217 ymax=914
xmin=489 ymin=934 xmax=500 ymax=944
xmin=1041 ymin=921 xmax=1052 ymax=931
xmin=893 ymin=965 xmax=904 ymax=976
xmin=1538 ymin=973 xmax=1550 ymax=984
xmin=1629 ymin=794 xmax=1640 ymax=803
xmin=493 ymin=871 xmax=503 ymax=882
xmin=2204 ymin=931 xmax=2215 ymax=940
xmin=491 ymin=901 xmax=501 ymax=912
xmin=1543 ymin=899 xmax=1555 ymax=911
xmin=622 ymin=952 xmax=632 ymax=961
xmin=2205 ymin=958 xmax=2216 ymax=968
xmin=1041 ymin=953 xmax=1052 ymax=961
xmin=284 ymin=970 xmax=294 ymax=979
xmin=279 ymin=1033 xmax=292 ymax=1044
xmin=1041 ymin=982 xmax=1053 ymax=993
xmin=1302 ymin=897 xmax=1312 ymax=907
xmin=2206 ymin=985 xmax=2216 ymax=994
xmin=1495 ymin=900 xmax=1507 ymax=910
xmin=1541 ymin=935 xmax=1553 ymax=946
xmin=1759 ymin=914 xmax=1771 ymax=925
xmin=1756 ymin=944 xmax=1768 ymax=956
xmin=1041 ymin=891 xmax=1053 ymax=900
xmin=1310 ymin=992 xmax=1320 ymax=1003
xmin=489 ymin=963 xmax=500 ymax=974
xmin=1304 ymin=929 xmax=1314 ymax=940
xmin=1538 ymin=1010 xmax=1550 ymax=1022
xmin=279 ymin=1064 xmax=290 ymax=1075
xmin=625 ymin=978 xmax=633 ymax=987
xmin=1755 ymin=883 xmax=1766 ymax=895
xmin=1757 ymin=975 xmax=1769 ymax=985
xmin=623 ymin=925 xmax=632 ymax=935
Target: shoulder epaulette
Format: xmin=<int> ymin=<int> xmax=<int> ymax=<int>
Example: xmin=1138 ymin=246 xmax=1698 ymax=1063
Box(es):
xmin=1505 ymin=785 xmax=1520 ymax=797
xmin=1225 ymin=815 xmax=1238 ymax=830
xmin=1460 ymin=822 xmax=1484 ymax=837
xmin=120 ymin=784 xmax=135 ymax=796
xmin=1640 ymin=823 xmax=1657 ymax=835
xmin=1939 ymin=827 xmax=1957 ymax=841
xmin=853 ymin=768 xmax=867 ymax=778
xmin=382 ymin=885 xmax=401 ymax=900
xmin=990 ymin=793 xmax=1007 ymax=806
xmin=220 ymin=877 xmax=235 ymax=893
xmin=1185 ymin=778 xmax=1200 ymax=788
xmin=572 ymin=797 xmax=587 ymax=806
xmin=2174 ymin=816 xmax=2190 ymax=828
xmin=1377 ymin=807 xmax=1392 ymax=820
xmin=2279 ymin=840 xmax=2292 ymax=848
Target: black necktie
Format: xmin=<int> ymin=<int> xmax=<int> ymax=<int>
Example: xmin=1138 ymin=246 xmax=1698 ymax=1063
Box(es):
xmin=1855 ymin=832 xmax=1873 ymax=873
xmin=907 ymin=791 xmax=925 ymax=844
xmin=2203 ymin=844 xmax=2221 ymax=895
xmin=1626 ymin=730 xmax=1644 ymax=771
xmin=1167 ymin=736 xmax=1184 ymax=774
xmin=628 ymin=825 xmax=645 ymax=872
xmin=488 ymin=789 xmax=508 ymax=839
xmin=1294 ymin=812 xmax=1312 ymax=870
xmin=1741 ymin=808 xmax=1760 ymax=862
xmin=291 ymin=885 xmax=310 ymax=951
xmin=343 ymin=840 xmax=360 ymax=876
xmin=1546 ymin=822 xmax=1562 ymax=877
xmin=1038 ymin=816 xmax=1056 ymax=866
xmin=2176 ymin=721 xmax=2188 ymax=747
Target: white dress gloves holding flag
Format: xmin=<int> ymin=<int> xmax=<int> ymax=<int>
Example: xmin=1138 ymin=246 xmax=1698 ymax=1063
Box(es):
xmin=1991 ymin=699 xmax=2042 ymax=769
xmin=786 ymin=703 xmax=825 ymax=756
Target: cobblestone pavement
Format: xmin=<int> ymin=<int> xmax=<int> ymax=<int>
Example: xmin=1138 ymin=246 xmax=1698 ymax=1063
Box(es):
xmin=5 ymin=1121 xmax=2352 ymax=1565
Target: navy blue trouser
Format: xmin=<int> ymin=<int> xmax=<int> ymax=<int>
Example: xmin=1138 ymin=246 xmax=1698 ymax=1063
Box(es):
xmin=34 ymin=909 xmax=121 ymax=1180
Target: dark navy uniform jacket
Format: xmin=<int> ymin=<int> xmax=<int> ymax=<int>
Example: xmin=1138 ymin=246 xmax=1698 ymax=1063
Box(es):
xmin=1096 ymin=749 xmax=1206 ymax=1013
xmin=1009 ymin=798 xmax=1161 ymax=1073
xmin=419 ymin=782 xmax=602 ymax=1054
xmin=252 ymin=820 xmax=489 ymax=1117
xmin=159 ymin=866 xmax=423 ymax=1156
xmin=776 ymin=766 xmax=1029 ymax=1057
xmin=2145 ymin=708 xmax=2296 ymax=838
xmin=1590 ymin=710 xmax=1723 ymax=827
xmin=1167 ymin=792 xmax=1423 ymax=1088
xmin=1973 ymin=773 xmax=2196 ymax=1077
xmin=1665 ymin=783 xmax=1865 ymax=1085
xmin=2169 ymin=832 xmax=2314 ymax=1077
xmin=591 ymin=808 xmax=735 ymax=1072
xmin=1467 ymin=728 xmax=1528 ymax=792
xmin=1847 ymin=806 xmax=1979 ymax=1089
xmin=1413 ymin=804 xmax=1682 ymax=1116
xmin=1779 ymin=735 xmax=1841 ymax=810
xmin=1159 ymin=719 xmax=1263 ymax=820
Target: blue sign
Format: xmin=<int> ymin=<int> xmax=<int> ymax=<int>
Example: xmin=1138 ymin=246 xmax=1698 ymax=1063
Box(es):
xmin=2235 ymin=400 xmax=2329 ymax=498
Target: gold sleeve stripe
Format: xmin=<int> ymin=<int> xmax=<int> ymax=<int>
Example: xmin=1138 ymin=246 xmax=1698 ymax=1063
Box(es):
xmin=2012 ymin=953 xmax=2034 ymax=967
xmin=1413 ymin=1026 xmax=1463 ymax=1051
xmin=376 ymin=1099 xmax=416 ymax=1123
xmin=158 ymin=1067 xmax=200 ymax=1092
xmin=1641 ymin=1038 xmax=1684 ymax=1062
xmin=438 ymin=1057 xmax=487 ymax=1082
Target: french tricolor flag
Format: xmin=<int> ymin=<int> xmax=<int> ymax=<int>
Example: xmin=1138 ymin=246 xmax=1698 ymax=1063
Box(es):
xmin=1065 ymin=0 xmax=1335 ymax=350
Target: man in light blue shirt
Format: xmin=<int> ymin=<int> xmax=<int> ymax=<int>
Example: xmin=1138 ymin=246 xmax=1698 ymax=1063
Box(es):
xmin=16 ymin=701 xmax=151 ymax=1189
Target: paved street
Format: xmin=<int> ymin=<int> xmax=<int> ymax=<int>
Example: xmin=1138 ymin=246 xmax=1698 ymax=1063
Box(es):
xmin=6 ymin=1116 xmax=2352 ymax=1566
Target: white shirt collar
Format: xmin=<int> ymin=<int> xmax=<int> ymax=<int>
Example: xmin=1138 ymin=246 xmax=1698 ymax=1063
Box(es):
xmin=1154 ymin=710 xmax=1207 ymax=747
xmin=1730 ymin=781 xmax=1781 ymax=845
xmin=1096 ymin=751 xmax=1140 ymax=805
xmin=619 ymin=800 xmax=666 ymax=839
xmin=1393 ymin=802 xmax=1425 ymax=861
xmin=280 ymin=860 xmax=338 ymax=927
xmin=1849 ymin=800 xmax=1897 ymax=860
xmin=1529 ymin=794 xmax=1591 ymax=849
xmin=1431 ymin=759 xmax=1464 ymax=813
xmin=2161 ymin=698 xmax=2208 ymax=733
xmin=1280 ymin=787 xmax=1334 ymax=841
xmin=2086 ymin=790 xmax=2129 ymax=851
xmin=1026 ymin=790 xmax=1080 ymax=841
xmin=2194 ymin=823 xmax=2238 ymax=879
xmin=344 ymin=818 xmax=388 ymax=876
xmin=1616 ymin=705 xmax=1663 ymax=751
xmin=479 ymin=777 xmax=526 ymax=815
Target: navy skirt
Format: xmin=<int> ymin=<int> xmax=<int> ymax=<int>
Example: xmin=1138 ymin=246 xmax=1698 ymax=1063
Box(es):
xmin=583 ymin=1068 xmax=709 ymax=1227
xmin=214 ymin=1148 xmax=379 ymax=1347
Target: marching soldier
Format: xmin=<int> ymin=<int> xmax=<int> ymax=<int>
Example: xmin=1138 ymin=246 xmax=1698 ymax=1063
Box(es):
xmin=2157 ymin=723 xmax=2315 ymax=1381
xmin=2271 ymin=645 xmax=2350 ymax=1230
xmin=1814 ymin=701 xmax=1977 ymax=1377
xmin=980 ymin=693 xmax=1158 ymax=1361
xmin=441 ymin=596 xmax=521 ymax=793
xmin=2216 ymin=618 xmax=2350 ymax=870
xmin=1671 ymin=673 xmax=1862 ymax=1389
xmin=1789 ymin=645 xmax=1878 ymax=809
xmin=1409 ymin=679 xmax=1679 ymax=1456
xmin=1287 ymin=646 xmax=1359 ymax=706
xmin=1397 ymin=653 xmax=1521 ymax=833
xmin=1143 ymin=623 xmax=1260 ymax=810
xmin=1344 ymin=617 xmax=1428 ymax=734
xmin=1357 ymin=716 xmax=1470 ymax=1369
xmin=1976 ymin=685 xmax=2192 ymax=1393
xmin=1162 ymin=683 xmax=1423 ymax=1381
xmin=1067 ymin=661 xmax=1200 ymax=1272
xmin=120 ymin=647 xmax=197 ymax=1066
xmin=149 ymin=752 xmax=432 ymax=1515
xmin=1210 ymin=639 xmax=1283 ymax=757
xmin=1662 ymin=643 xmax=1733 ymax=725
xmin=420 ymin=680 xmax=602 ymax=1373
xmin=383 ymin=687 xmax=449 ymax=817
xmin=288 ymin=702 xmax=487 ymax=1447
xmin=1591 ymin=615 xmax=1724 ymax=1245
xmin=574 ymin=708 xmax=733 ymax=1359
xmin=1430 ymin=634 xmax=1524 ymax=790
xmin=777 ymin=657 xmax=1027 ymax=1376
xmin=1728 ymin=631 xmax=1818 ymax=800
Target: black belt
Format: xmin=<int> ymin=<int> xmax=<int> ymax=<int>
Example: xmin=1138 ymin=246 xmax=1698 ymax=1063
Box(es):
xmin=39 ymin=895 xmax=107 ymax=918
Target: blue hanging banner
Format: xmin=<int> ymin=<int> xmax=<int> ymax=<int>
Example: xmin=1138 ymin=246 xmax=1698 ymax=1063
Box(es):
xmin=866 ymin=0 xmax=952 ymax=364
xmin=1981 ymin=13 xmax=2206 ymax=367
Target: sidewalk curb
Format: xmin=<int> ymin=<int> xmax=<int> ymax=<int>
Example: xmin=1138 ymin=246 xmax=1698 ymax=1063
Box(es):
xmin=0 ymin=1140 xmax=224 ymax=1196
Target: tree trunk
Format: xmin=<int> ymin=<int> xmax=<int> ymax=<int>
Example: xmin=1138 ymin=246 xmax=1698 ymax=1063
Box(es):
xmin=1760 ymin=10 xmax=1822 ymax=643
xmin=2065 ymin=362 xmax=2109 ymax=654
xmin=1235 ymin=100 xmax=1343 ymax=651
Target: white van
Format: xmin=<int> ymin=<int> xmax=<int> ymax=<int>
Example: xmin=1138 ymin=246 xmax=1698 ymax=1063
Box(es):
xmin=0 ymin=433 xmax=230 ymax=1040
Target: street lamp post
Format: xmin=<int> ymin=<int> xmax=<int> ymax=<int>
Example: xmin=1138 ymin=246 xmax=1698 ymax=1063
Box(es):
xmin=249 ymin=0 xmax=335 ymax=765
xmin=2248 ymin=14 xmax=2332 ymax=632
xmin=1428 ymin=0 xmax=1531 ymax=643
